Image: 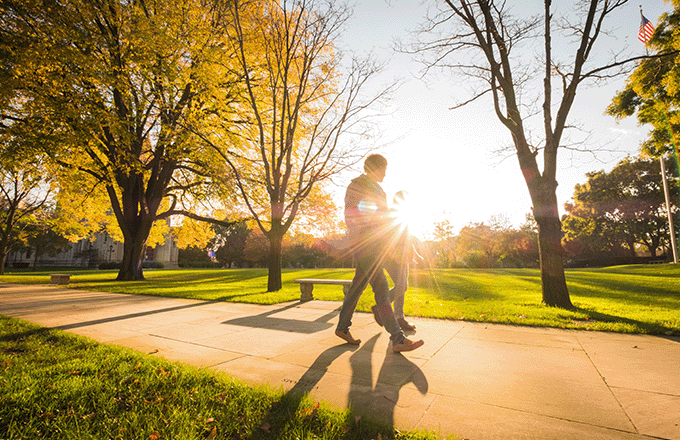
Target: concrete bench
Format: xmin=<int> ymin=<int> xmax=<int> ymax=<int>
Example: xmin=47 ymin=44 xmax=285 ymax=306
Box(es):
xmin=50 ymin=274 xmax=72 ymax=285
xmin=294 ymin=278 xmax=352 ymax=302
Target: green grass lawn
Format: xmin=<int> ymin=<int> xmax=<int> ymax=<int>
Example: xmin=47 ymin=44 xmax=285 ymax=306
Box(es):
xmin=1 ymin=265 xmax=678 ymax=439
xmin=0 ymin=316 xmax=440 ymax=440
xmin=1 ymin=264 xmax=679 ymax=334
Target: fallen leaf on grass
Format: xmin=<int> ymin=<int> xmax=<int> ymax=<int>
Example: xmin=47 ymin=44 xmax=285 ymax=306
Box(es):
xmin=260 ymin=422 xmax=270 ymax=433
xmin=205 ymin=426 xmax=217 ymax=440
xmin=301 ymin=402 xmax=320 ymax=420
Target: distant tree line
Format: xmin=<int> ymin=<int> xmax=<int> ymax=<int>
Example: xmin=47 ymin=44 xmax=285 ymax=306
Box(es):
xmin=2 ymin=155 xmax=675 ymax=271
xmin=178 ymin=222 xmax=352 ymax=269
xmin=418 ymin=154 xmax=679 ymax=269
xmin=424 ymin=216 xmax=539 ymax=269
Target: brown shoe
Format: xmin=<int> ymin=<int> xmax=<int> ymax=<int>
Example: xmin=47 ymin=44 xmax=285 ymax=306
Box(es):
xmin=335 ymin=329 xmax=361 ymax=345
xmin=371 ymin=305 xmax=383 ymax=327
xmin=393 ymin=337 xmax=424 ymax=353
xmin=397 ymin=318 xmax=416 ymax=331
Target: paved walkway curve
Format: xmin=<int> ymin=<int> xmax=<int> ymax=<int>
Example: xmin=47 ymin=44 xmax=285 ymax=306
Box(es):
xmin=1 ymin=283 xmax=679 ymax=439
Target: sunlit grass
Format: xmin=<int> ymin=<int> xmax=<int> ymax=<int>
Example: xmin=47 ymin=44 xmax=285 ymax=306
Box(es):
xmin=2 ymin=264 xmax=679 ymax=334
xmin=0 ymin=316 xmax=442 ymax=440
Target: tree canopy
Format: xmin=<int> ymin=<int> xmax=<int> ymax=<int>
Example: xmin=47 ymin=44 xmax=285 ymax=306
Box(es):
xmin=562 ymin=156 xmax=679 ymax=261
xmin=194 ymin=0 xmax=386 ymax=291
xmin=607 ymin=0 xmax=680 ymax=158
xmin=1 ymin=0 xmax=243 ymax=280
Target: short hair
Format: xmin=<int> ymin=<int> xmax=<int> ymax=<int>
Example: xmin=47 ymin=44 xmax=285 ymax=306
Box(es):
xmin=364 ymin=154 xmax=387 ymax=173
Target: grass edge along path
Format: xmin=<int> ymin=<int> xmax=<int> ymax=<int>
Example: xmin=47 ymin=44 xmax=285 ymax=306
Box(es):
xmin=0 ymin=315 xmax=445 ymax=440
xmin=1 ymin=264 xmax=679 ymax=335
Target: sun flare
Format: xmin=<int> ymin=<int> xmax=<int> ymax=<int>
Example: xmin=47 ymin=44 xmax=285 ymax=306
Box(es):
xmin=390 ymin=190 xmax=422 ymax=236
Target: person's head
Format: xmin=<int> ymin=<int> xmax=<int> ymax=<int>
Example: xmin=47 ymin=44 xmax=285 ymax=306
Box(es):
xmin=393 ymin=190 xmax=409 ymax=206
xmin=364 ymin=154 xmax=387 ymax=182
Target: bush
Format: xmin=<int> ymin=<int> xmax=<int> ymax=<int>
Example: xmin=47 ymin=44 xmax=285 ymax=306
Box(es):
xmin=11 ymin=262 xmax=30 ymax=268
xmin=98 ymin=261 xmax=121 ymax=270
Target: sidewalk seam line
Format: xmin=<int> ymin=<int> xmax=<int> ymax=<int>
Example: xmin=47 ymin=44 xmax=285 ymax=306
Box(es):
xmin=575 ymin=335 xmax=640 ymax=435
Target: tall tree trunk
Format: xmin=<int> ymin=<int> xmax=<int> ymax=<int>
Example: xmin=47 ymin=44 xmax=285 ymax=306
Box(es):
xmin=117 ymin=236 xmax=146 ymax=281
xmin=532 ymin=188 xmax=573 ymax=309
xmin=116 ymin=218 xmax=153 ymax=281
xmin=267 ymin=231 xmax=283 ymax=292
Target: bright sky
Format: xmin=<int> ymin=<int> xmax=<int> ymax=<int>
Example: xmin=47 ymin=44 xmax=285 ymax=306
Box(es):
xmin=330 ymin=0 xmax=671 ymax=240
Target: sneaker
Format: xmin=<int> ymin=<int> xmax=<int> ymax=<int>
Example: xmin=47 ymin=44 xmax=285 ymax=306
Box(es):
xmin=371 ymin=305 xmax=383 ymax=327
xmin=335 ymin=329 xmax=361 ymax=345
xmin=397 ymin=318 xmax=416 ymax=331
xmin=393 ymin=337 xmax=424 ymax=353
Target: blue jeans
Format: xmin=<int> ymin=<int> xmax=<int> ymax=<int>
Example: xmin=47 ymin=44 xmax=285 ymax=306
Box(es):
xmin=384 ymin=258 xmax=408 ymax=319
xmin=336 ymin=245 xmax=404 ymax=344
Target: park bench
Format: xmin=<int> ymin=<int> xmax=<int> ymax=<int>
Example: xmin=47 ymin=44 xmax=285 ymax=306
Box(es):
xmin=294 ymin=278 xmax=352 ymax=302
xmin=50 ymin=274 xmax=72 ymax=285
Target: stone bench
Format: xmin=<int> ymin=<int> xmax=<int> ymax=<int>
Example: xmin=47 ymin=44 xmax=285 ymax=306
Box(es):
xmin=294 ymin=278 xmax=352 ymax=302
xmin=50 ymin=274 xmax=71 ymax=285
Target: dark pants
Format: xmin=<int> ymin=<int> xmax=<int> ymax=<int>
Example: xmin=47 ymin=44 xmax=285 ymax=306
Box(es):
xmin=384 ymin=257 xmax=408 ymax=319
xmin=336 ymin=244 xmax=404 ymax=344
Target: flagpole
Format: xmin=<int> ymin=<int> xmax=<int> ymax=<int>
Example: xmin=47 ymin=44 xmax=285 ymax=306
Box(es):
xmin=660 ymin=156 xmax=679 ymax=263
xmin=641 ymin=6 xmax=679 ymax=263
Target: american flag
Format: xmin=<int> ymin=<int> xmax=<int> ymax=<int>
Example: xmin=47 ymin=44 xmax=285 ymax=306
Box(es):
xmin=639 ymin=14 xmax=654 ymax=43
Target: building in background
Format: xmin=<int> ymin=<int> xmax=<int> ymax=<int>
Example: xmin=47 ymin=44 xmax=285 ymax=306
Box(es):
xmin=7 ymin=230 xmax=179 ymax=269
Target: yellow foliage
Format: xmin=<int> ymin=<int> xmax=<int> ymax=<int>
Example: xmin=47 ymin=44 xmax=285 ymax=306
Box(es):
xmin=172 ymin=217 xmax=215 ymax=250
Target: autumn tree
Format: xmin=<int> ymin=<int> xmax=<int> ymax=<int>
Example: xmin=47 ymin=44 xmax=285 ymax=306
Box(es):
xmin=457 ymin=222 xmax=502 ymax=267
xmin=195 ymin=0 xmax=387 ymax=291
xmin=414 ymin=0 xmax=652 ymax=307
xmin=451 ymin=215 xmax=538 ymax=268
xmin=1 ymin=0 xmax=239 ymax=280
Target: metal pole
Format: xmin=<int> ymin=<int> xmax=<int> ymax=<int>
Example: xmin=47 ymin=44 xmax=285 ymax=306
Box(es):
xmin=660 ymin=156 xmax=679 ymax=263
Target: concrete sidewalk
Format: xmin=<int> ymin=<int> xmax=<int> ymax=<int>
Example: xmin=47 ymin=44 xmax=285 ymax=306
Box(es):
xmin=1 ymin=283 xmax=679 ymax=440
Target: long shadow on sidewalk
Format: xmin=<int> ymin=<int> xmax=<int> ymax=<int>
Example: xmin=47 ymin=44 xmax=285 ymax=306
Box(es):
xmin=54 ymin=302 xmax=211 ymax=331
xmin=349 ymin=335 xmax=429 ymax=431
xmin=222 ymin=302 xmax=338 ymax=334
xmin=254 ymin=334 xmax=428 ymax=438
xmin=251 ymin=342 xmax=358 ymax=438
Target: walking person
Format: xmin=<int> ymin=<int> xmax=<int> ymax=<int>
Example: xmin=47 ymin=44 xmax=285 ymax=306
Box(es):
xmin=335 ymin=154 xmax=424 ymax=352
xmin=373 ymin=190 xmax=422 ymax=332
